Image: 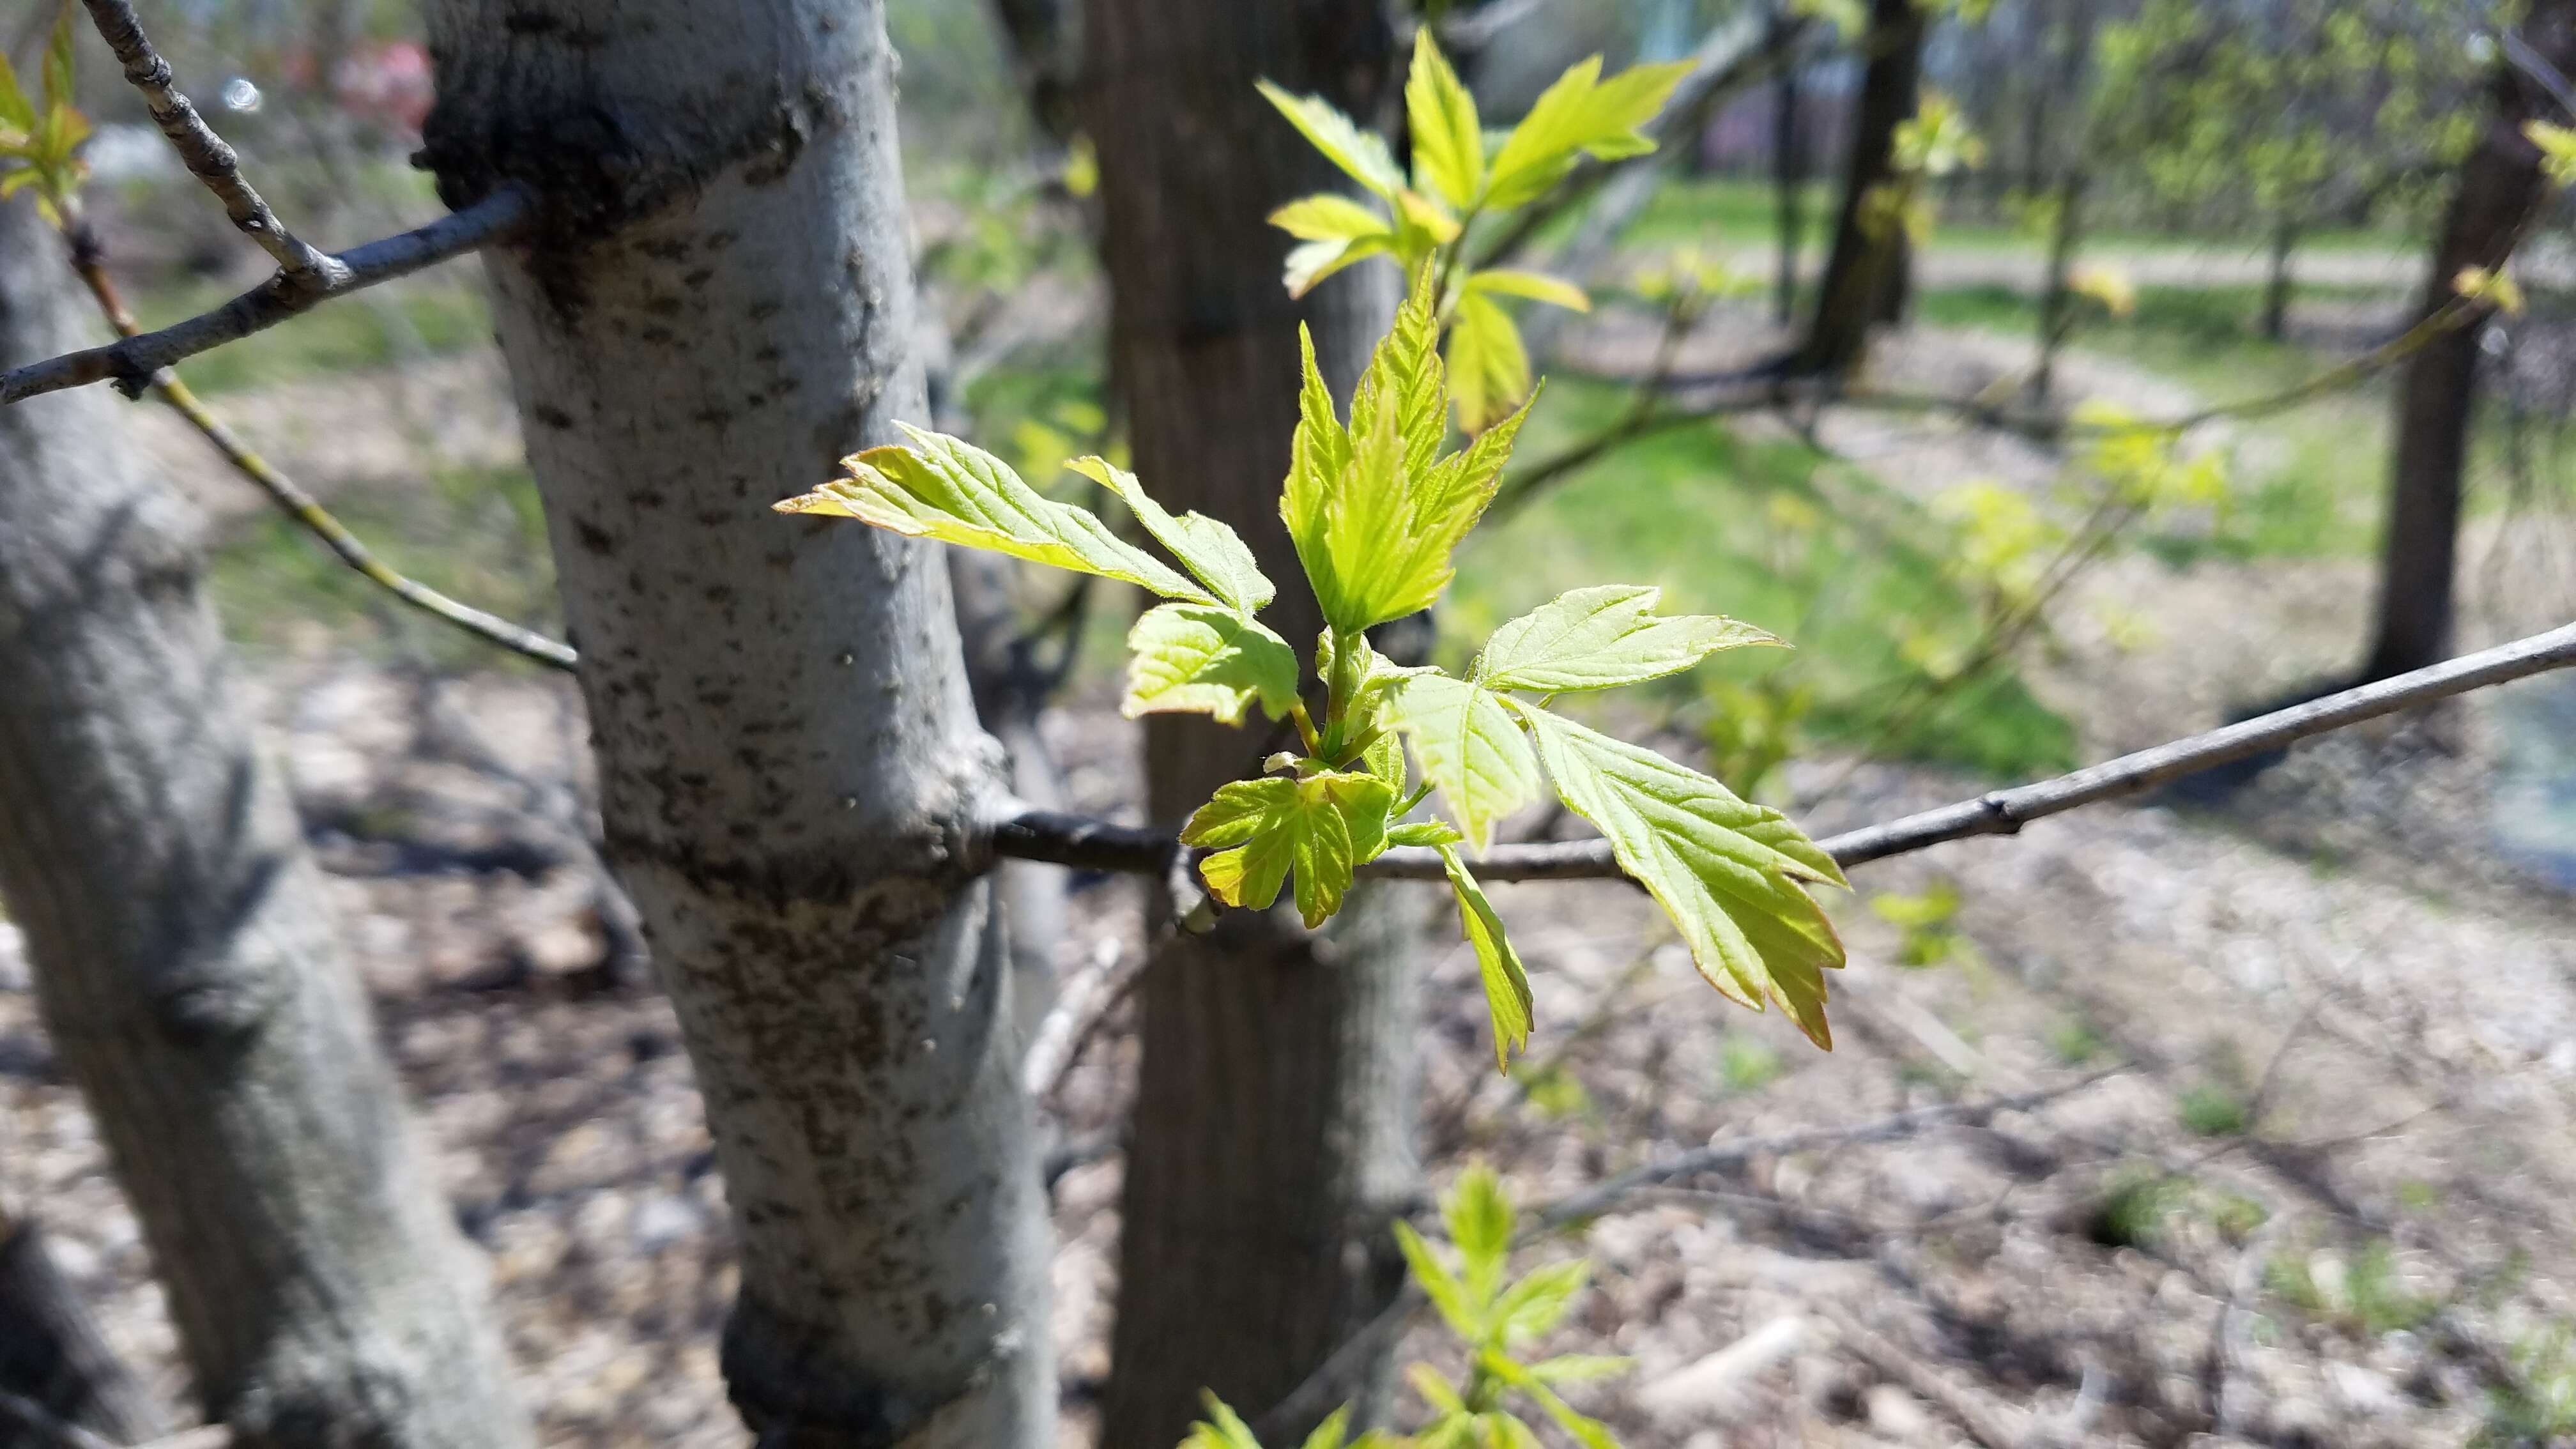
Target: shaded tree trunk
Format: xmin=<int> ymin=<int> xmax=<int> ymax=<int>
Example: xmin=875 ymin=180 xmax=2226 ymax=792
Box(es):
xmin=0 ymin=1215 xmax=167 ymax=1445
xmin=0 ymin=193 xmax=530 ymax=1449
xmin=1086 ymin=1 xmax=1427 ymax=1441
xmin=418 ymin=4 xmax=1052 ymax=1443
xmin=2031 ymin=171 xmax=2086 ymax=404
xmin=2262 ymin=217 xmax=2297 ymax=342
xmin=1772 ymin=0 xmax=1804 ymax=328
xmin=1791 ymin=0 xmax=1924 ymax=376
xmin=2363 ymin=0 xmax=2576 ymax=682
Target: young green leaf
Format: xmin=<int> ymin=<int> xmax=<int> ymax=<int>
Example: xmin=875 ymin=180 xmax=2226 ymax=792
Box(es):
xmin=1282 ymin=234 xmax=1393 ymax=298
xmin=1465 ymin=268 xmax=1591 ymax=312
xmin=1257 ymin=80 xmax=1407 ymax=197
xmin=1444 ymin=1163 xmax=1517 ymax=1306
xmin=1388 ymin=819 xmax=1464 ymax=849
xmin=1494 ymin=1259 xmax=1589 ymax=1344
xmin=1066 ymin=456 xmax=1274 ymax=613
xmin=1406 ymin=27 xmax=1484 ymax=209
xmin=778 ymin=425 xmax=1213 ymax=605
xmin=1446 ymin=290 xmax=1531 ymax=434
xmin=1184 ymin=1391 xmax=1267 ymax=1449
xmin=1474 ymin=585 xmax=1781 ymax=693
xmin=42 ymin=4 xmax=73 ymax=111
xmin=1124 ymin=604 xmax=1301 ymax=724
xmin=1440 ymin=845 xmax=1533 ymax=1070
xmin=1484 ymin=56 xmax=1691 ymax=209
xmin=1406 ymin=1362 xmax=1469 ymax=1417
xmin=1384 ymin=672 xmax=1541 ymax=853
xmin=1270 ymin=192 xmax=1397 ymax=243
xmin=1182 ymin=770 xmax=1395 ymax=928
xmin=1521 ymin=707 xmax=1846 ymax=1046
xmin=1478 ymin=1353 xmax=1622 ymax=1449
xmin=1284 ymin=277 xmax=1512 ymax=629
xmin=0 ymin=47 xmax=33 ymax=136
xmin=1528 ymin=1354 xmax=1632 ymax=1384
xmin=1298 ymin=1406 xmax=1353 ymax=1449
xmin=1395 ymin=1220 xmax=1482 ymax=1341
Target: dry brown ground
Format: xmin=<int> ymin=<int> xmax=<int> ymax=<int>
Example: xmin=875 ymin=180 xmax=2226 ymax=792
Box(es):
xmin=10 ymin=321 xmax=2576 ymax=1448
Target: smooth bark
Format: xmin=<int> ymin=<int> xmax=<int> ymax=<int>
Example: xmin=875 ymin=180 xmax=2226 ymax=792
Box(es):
xmin=0 ymin=193 xmax=530 ymax=1449
xmin=1791 ymin=0 xmax=1924 ymax=376
xmin=1085 ymin=1 xmax=1428 ymax=1440
xmin=417 ymin=4 xmax=1050 ymax=1443
xmin=2363 ymin=0 xmax=2576 ymax=681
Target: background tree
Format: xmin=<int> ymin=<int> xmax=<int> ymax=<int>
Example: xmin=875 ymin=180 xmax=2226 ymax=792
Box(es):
xmin=2364 ymin=0 xmax=2576 ymax=681
xmin=1790 ymin=0 xmax=1928 ymax=375
xmin=416 ymin=0 xmax=1054 ymax=1441
xmin=0 ymin=186 xmax=532 ymax=1449
xmin=1083 ymin=1 xmax=1430 ymax=1439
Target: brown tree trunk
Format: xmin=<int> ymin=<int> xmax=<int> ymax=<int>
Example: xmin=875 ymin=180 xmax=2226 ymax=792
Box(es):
xmin=2363 ymin=0 xmax=2576 ymax=682
xmin=1772 ymin=0 xmax=1804 ymax=328
xmin=418 ymin=3 xmax=1052 ymax=1442
xmin=1791 ymin=0 xmax=1924 ymax=377
xmin=1086 ymin=1 xmax=1429 ymax=1441
xmin=0 ymin=192 xmax=531 ymax=1449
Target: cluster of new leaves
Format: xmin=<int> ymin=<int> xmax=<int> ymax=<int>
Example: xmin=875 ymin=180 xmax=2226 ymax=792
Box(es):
xmin=1259 ymin=30 xmax=1686 ymax=430
xmin=0 ymin=5 xmax=89 ymax=224
xmin=1860 ymin=91 xmax=1986 ymax=245
xmin=1186 ymin=1165 xmax=1627 ymax=1449
xmin=778 ymin=268 xmax=1848 ymax=1068
xmin=2093 ymin=0 xmax=2482 ymax=237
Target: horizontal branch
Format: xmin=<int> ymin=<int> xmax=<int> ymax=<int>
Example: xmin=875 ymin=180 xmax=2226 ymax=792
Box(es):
xmin=0 ymin=185 xmax=535 ymax=405
xmin=991 ymin=617 xmax=2576 ymax=883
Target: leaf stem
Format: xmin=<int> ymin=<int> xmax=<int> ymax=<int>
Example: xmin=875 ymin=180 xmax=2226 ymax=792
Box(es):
xmin=1289 ymin=700 xmax=1324 ymax=756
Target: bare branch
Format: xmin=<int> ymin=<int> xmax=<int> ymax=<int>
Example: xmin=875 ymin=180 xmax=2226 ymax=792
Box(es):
xmin=1024 ymin=943 xmax=1150 ymax=1103
xmin=1529 ymin=1071 xmax=2118 ymax=1232
xmin=46 ymin=211 xmax=576 ymax=671
xmin=74 ymin=0 xmax=330 ymax=280
xmin=1 ymin=185 xmax=535 ymax=405
xmin=992 ymin=617 xmax=2576 ymax=882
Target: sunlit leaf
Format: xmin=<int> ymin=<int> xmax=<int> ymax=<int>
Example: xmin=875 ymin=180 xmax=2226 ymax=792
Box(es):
xmin=1257 ymin=79 xmax=1406 ymax=197
xmin=1445 ymin=1162 xmax=1517 ymax=1305
xmin=1494 ymin=1258 xmax=1588 ymax=1343
xmin=1299 ymin=1406 xmax=1353 ymax=1449
xmin=1478 ymin=1353 xmax=1621 ymax=1449
xmin=1407 ymin=27 xmax=1484 ymax=208
xmin=1446 ymin=291 xmax=1531 ymax=434
xmin=1395 ymin=1220 xmax=1482 ymax=1341
xmin=1388 ymin=819 xmax=1464 ymax=848
xmin=1284 ymin=234 xmax=1393 ymax=297
xmin=1521 ymin=707 xmax=1846 ymax=1046
xmin=1383 ymin=672 xmax=1540 ymax=853
xmin=1124 ymin=604 xmax=1300 ymax=724
xmin=1183 ymin=770 xmax=1395 ymax=927
xmin=1466 ymin=268 xmax=1591 ymax=312
xmin=1474 ymin=585 xmax=1780 ymax=693
xmin=43 ymin=4 xmax=75 ymax=112
xmin=1485 ymin=56 xmax=1690 ymax=209
xmin=0 ymin=48 xmax=34 ymax=134
xmin=1439 ymin=846 xmax=1533 ymax=1070
xmin=778 ymin=425 xmax=1213 ymax=604
xmin=1284 ymin=275 xmax=1509 ymax=629
xmin=1184 ymin=1390 xmax=1268 ymax=1449
xmin=1066 ymin=455 xmax=1274 ymax=612
xmin=1271 ymin=192 xmax=1396 ymax=243
xmin=1528 ymin=1354 xmax=1631 ymax=1384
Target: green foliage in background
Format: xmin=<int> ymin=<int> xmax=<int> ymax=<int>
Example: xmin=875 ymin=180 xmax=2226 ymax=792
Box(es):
xmin=0 ymin=4 xmax=91 ymax=223
xmin=1188 ymin=1164 xmax=1628 ymax=1448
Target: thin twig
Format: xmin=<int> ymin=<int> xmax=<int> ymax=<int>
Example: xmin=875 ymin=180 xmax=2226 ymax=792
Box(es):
xmin=1023 ymin=942 xmax=1150 ymax=1102
xmin=1 ymin=184 xmax=535 ymax=405
xmin=47 ymin=210 xmax=577 ymax=670
xmin=1528 ymin=1071 xmax=2118 ymax=1232
xmin=75 ymin=0 xmax=331 ymax=280
xmin=988 ymin=617 xmax=2576 ymax=882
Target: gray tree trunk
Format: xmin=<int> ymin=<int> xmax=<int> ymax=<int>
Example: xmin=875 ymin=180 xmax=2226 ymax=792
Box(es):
xmin=2364 ymin=0 xmax=2576 ymax=682
xmin=1085 ymin=2 xmax=1429 ymax=1442
xmin=416 ymin=4 xmax=1052 ymax=1443
xmin=0 ymin=192 xmax=532 ymax=1449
